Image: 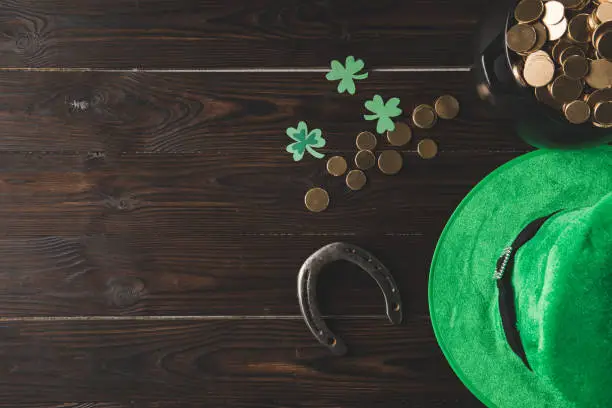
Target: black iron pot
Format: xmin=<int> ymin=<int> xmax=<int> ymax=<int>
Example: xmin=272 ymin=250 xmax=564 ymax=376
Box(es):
xmin=474 ymin=0 xmax=612 ymax=149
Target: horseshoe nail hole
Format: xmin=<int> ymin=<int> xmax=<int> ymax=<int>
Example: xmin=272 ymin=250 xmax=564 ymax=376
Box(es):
xmin=392 ymin=303 xmax=401 ymax=312
xmin=327 ymin=337 xmax=337 ymax=346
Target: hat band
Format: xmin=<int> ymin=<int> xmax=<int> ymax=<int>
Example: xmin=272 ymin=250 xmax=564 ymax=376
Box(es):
xmin=493 ymin=211 xmax=561 ymax=370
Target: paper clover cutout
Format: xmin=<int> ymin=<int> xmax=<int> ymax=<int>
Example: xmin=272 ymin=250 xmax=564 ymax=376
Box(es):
xmin=286 ymin=121 xmax=326 ymax=162
xmin=364 ymin=95 xmax=402 ymax=134
xmin=325 ymin=56 xmax=369 ymax=95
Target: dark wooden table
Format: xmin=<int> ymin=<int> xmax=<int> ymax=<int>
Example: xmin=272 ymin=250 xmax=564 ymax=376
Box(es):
xmin=0 ymin=1 xmax=531 ymax=406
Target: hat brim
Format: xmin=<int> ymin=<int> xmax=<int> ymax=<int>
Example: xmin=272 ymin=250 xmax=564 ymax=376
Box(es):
xmin=429 ymin=146 xmax=612 ymax=408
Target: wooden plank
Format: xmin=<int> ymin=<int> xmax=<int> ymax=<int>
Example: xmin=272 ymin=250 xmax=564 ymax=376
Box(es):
xmin=0 ymin=71 xmax=525 ymax=153
xmin=0 ymin=0 xmax=487 ymax=68
xmin=0 ymin=151 xmax=522 ymax=237
xmin=5 ymin=405 xmax=130 ymax=408
xmin=0 ymin=319 xmax=484 ymax=407
xmin=0 ymin=234 xmax=432 ymax=317
xmin=0 ymin=151 xmax=519 ymax=316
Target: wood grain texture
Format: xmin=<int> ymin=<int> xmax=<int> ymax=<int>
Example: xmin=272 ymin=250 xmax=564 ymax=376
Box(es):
xmin=5 ymin=405 xmax=131 ymax=408
xmin=0 ymin=0 xmax=487 ymax=68
xmin=0 ymin=319 xmax=484 ymax=407
xmin=0 ymin=151 xmax=518 ymax=316
xmin=0 ymin=71 xmax=525 ymax=153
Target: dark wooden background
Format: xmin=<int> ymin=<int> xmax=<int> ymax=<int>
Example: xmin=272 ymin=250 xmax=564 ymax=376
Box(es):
xmin=0 ymin=1 xmax=530 ymax=406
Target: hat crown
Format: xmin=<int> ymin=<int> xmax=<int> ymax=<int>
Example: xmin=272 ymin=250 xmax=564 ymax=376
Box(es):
xmin=513 ymin=193 xmax=612 ymax=406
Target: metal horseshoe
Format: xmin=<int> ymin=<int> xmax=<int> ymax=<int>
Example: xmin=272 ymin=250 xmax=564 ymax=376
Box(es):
xmin=297 ymin=242 xmax=403 ymax=356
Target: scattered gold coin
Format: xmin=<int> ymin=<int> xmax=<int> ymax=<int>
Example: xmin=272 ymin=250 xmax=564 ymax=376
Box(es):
xmin=354 ymin=150 xmax=376 ymax=170
xmin=412 ymin=104 xmax=438 ymax=129
xmin=386 ymin=122 xmax=412 ymax=147
xmin=377 ymin=150 xmax=403 ymax=175
xmin=434 ymin=95 xmax=460 ymax=120
xmin=346 ymin=169 xmax=367 ymax=191
xmin=305 ymin=187 xmax=329 ymax=213
xmin=326 ymin=156 xmax=348 ymax=177
xmin=356 ymin=131 xmax=377 ymax=151
xmin=417 ymin=139 xmax=438 ymax=160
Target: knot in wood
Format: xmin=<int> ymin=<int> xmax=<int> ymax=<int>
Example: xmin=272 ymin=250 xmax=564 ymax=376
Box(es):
xmin=106 ymin=277 xmax=145 ymax=308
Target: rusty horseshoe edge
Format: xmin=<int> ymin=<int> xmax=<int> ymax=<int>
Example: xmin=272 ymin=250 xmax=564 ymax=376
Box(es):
xmin=297 ymin=242 xmax=403 ymax=356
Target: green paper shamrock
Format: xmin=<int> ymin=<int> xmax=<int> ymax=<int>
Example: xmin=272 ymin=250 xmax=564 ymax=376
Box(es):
xmin=286 ymin=121 xmax=326 ymax=161
xmin=325 ymin=56 xmax=369 ymax=95
xmin=364 ymin=95 xmax=403 ymax=134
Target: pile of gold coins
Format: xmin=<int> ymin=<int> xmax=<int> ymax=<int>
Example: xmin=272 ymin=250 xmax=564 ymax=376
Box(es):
xmin=304 ymin=95 xmax=460 ymax=212
xmin=506 ymin=0 xmax=612 ymax=126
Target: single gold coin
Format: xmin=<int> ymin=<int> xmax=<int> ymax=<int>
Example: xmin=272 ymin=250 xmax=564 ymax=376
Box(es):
xmin=507 ymin=24 xmax=538 ymax=53
xmin=417 ymin=139 xmax=439 ymax=160
xmin=547 ymin=17 xmax=568 ymax=41
xmin=593 ymin=101 xmax=612 ymax=127
xmin=525 ymin=49 xmax=550 ymax=63
xmin=552 ymin=39 xmax=573 ymax=63
xmin=515 ymin=0 xmax=545 ymax=23
xmin=593 ymin=21 xmax=612 ymax=52
xmin=585 ymin=88 xmax=612 ymax=110
xmin=523 ymin=54 xmax=556 ymax=87
xmin=563 ymin=55 xmax=590 ymax=79
xmin=563 ymin=100 xmax=591 ymax=124
xmin=354 ymin=150 xmax=376 ymax=170
xmin=377 ymin=150 xmax=403 ymax=175
xmin=550 ymin=75 xmax=583 ymax=103
xmin=559 ymin=0 xmax=586 ymax=10
xmin=528 ymin=22 xmax=549 ymax=52
xmin=412 ymin=104 xmax=438 ymax=129
xmin=434 ymin=95 xmax=460 ymax=120
xmin=567 ymin=13 xmax=591 ymax=43
xmin=512 ymin=62 xmax=529 ymax=87
xmin=305 ymin=188 xmax=329 ymax=213
xmin=356 ymin=131 xmax=377 ymax=151
xmin=595 ymin=2 xmax=612 ymax=24
xmin=559 ymin=45 xmax=586 ymax=64
xmin=326 ymin=156 xmax=347 ymax=177
xmin=386 ymin=122 xmax=412 ymax=147
xmin=585 ymin=59 xmax=612 ymax=90
xmin=535 ymin=86 xmax=563 ymax=109
xmin=596 ymin=29 xmax=612 ymax=60
xmin=543 ymin=1 xmax=566 ymax=26
xmin=346 ymin=169 xmax=367 ymax=191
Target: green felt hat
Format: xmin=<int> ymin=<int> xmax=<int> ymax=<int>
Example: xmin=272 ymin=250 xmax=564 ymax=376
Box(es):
xmin=429 ymin=146 xmax=612 ymax=408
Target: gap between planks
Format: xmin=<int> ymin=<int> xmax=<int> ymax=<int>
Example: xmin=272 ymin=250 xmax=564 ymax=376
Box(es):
xmin=0 ymin=315 xmax=387 ymax=322
xmin=0 ymin=67 xmax=473 ymax=73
